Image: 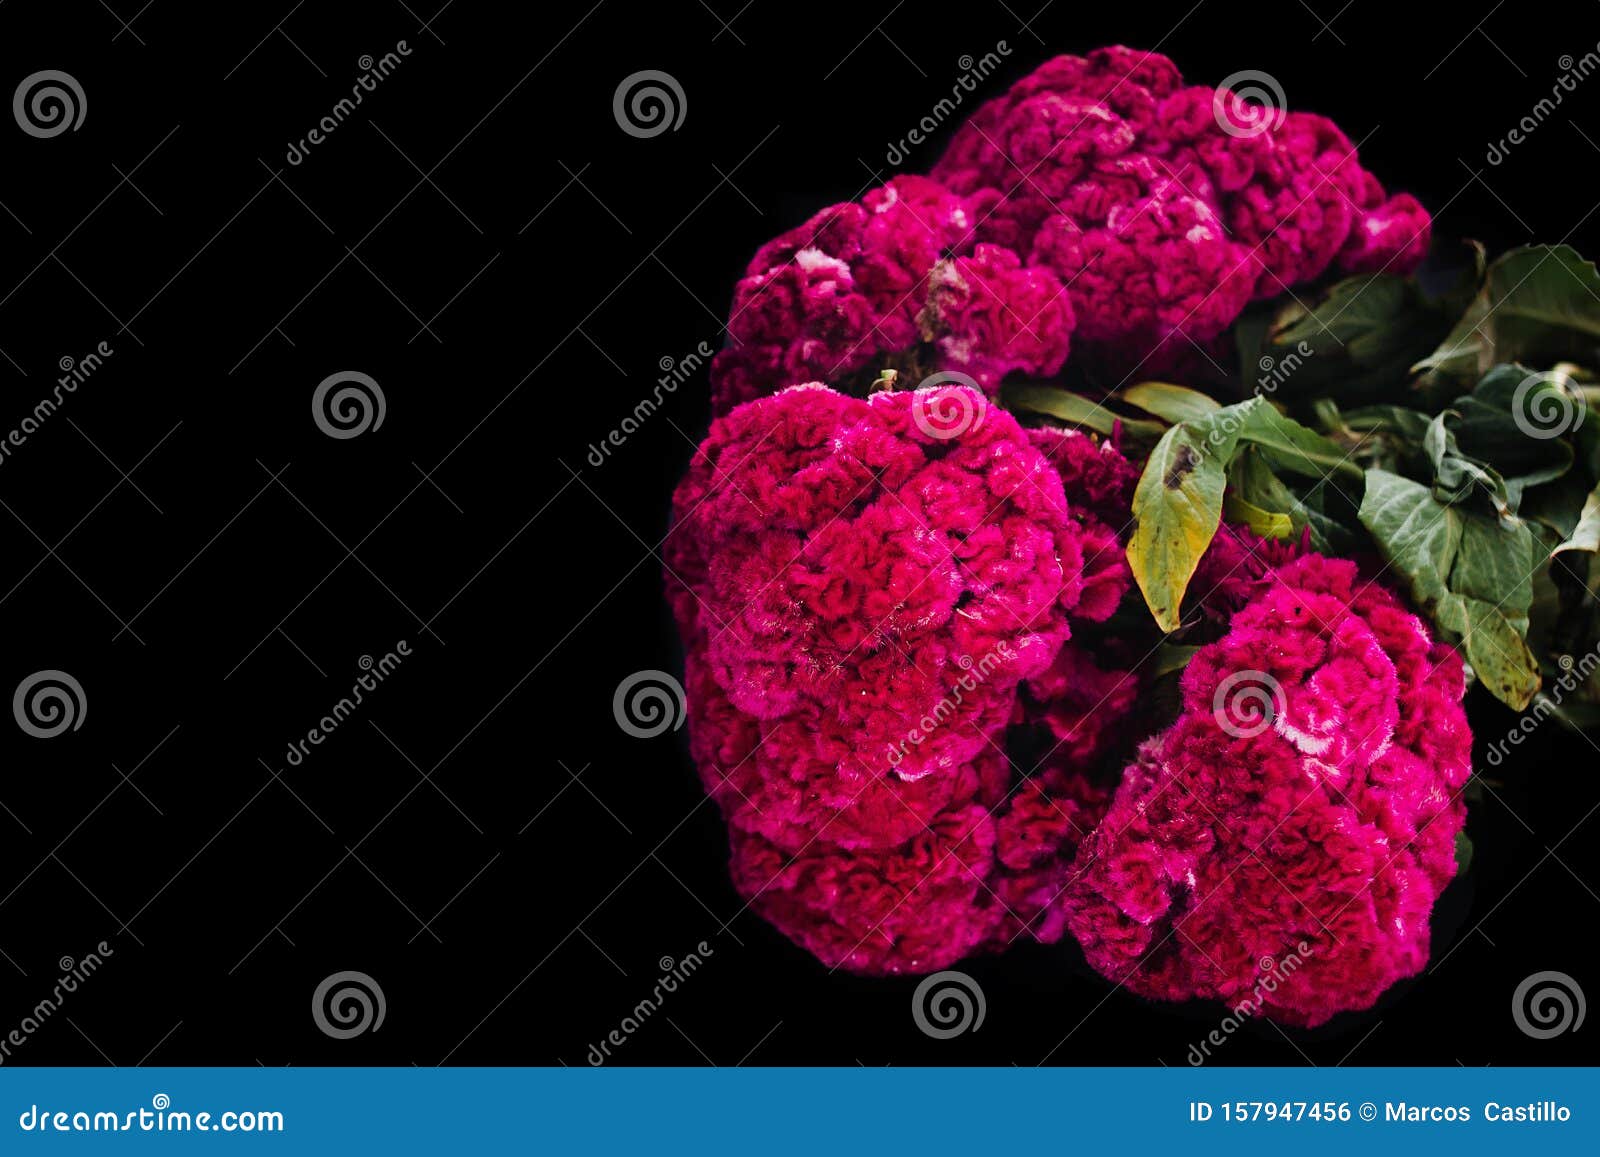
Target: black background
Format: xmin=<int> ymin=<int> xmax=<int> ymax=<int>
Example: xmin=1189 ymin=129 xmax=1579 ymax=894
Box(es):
xmin=0 ymin=0 xmax=1595 ymax=1067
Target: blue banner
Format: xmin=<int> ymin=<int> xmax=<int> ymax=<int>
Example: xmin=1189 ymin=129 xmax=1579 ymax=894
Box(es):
xmin=0 ymin=1068 xmax=1594 ymax=1153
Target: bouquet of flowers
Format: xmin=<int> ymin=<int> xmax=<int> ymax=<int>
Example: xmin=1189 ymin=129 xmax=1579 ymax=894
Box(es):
xmin=664 ymin=46 xmax=1600 ymax=1026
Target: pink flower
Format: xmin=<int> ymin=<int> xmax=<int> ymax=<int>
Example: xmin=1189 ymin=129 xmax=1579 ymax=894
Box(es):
xmin=1063 ymin=554 xmax=1471 ymax=1027
xmin=667 ymin=383 xmax=1085 ymax=787
xmin=922 ymin=244 xmax=1073 ymax=390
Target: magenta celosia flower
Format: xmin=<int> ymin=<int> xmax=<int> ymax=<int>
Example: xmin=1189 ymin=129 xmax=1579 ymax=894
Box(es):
xmin=1063 ymin=553 xmax=1471 ymax=1027
xmin=666 ymin=383 xmax=1085 ymax=785
xmin=921 ymin=243 xmax=1073 ymax=391
xmin=711 ymin=47 xmax=1430 ymax=409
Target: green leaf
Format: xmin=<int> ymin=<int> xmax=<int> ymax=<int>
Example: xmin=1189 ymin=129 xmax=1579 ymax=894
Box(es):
xmin=1340 ymin=404 xmax=1435 ymax=445
xmin=1229 ymin=449 xmax=1352 ymax=553
xmin=1359 ymin=469 xmax=1462 ymax=613
xmin=1223 ymin=491 xmax=1295 ymax=539
xmin=1151 ymin=643 xmax=1202 ymax=679
xmin=1448 ymin=365 xmax=1576 ymax=504
xmin=1452 ymin=512 xmax=1536 ymax=632
xmin=1551 ymin=482 xmax=1600 ymax=556
xmin=1415 ymin=245 xmax=1600 ymax=385
xmin=1425 ymin=410 xmax=1511 ymax=514
xmin=1455 ymin=830 xmax=1474 ymax=874
xmin=1249 ymin=266 xmax=1464 ymax=405
xmin=1118 ymin=382 xmax=1221 ymax=424
xmin=1001 ymin=383 xmax=1165 ymax=441
xmin=1128 ymin=420 xmax=1236 ymax=633
xmin=1231 ymin=401 xmax=1365 ymax=483
xmin=1459 ymin=597 xmax=1540 ymax=710
xmin=1357 ymin=469 xmax=1541 ymax=709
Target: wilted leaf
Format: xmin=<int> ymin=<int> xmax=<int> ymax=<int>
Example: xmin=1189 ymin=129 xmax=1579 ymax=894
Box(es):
xmin=1128 ymin=419 xmax=1236 ymax=633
